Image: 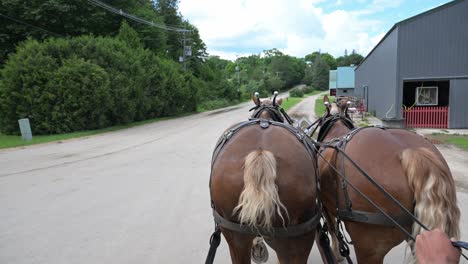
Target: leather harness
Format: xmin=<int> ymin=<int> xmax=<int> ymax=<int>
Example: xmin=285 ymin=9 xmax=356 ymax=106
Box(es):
xmin=210 ymin=117 xmax=322 ymax=237
xmin=317 ymin=115 xmax=414 ymax=227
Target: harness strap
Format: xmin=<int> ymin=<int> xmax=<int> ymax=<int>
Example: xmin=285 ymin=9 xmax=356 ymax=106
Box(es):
xmin=212 ymin=208 xmax=321 ymax=238
xmin=337 ymin=230 xmax=352 ymax=263
xmin=317 ymin=222 xmax=337 ymax=264
xmin=280 ymin=108 xmax=294 ymax=125
xmin=250 ymin=105 xmax=285 ymax=123
xmin=205 ymin=227 xmax=221 ymax=264
xmin=337 ymin=209 xmax=414 ymax=227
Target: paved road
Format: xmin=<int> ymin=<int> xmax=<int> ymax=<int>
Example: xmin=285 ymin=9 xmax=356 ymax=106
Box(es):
xmin=1 ymin=96 xmax=467 ymax=263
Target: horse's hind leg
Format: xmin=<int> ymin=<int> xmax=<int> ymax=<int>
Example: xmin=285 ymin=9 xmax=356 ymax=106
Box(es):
xmin=346 ymin=222 xmax=404 ymax=264
xmin=221 ymin=228 xmax=255 ymax=264
xmin=266 ymin=232 xmax=315 ymax=264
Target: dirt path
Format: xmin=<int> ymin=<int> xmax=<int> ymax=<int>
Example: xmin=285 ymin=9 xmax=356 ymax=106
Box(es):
xmin=434 ymin=144 xmax=468 ymax=192
xmin=287 ymin=91 xmax=327 ymax=125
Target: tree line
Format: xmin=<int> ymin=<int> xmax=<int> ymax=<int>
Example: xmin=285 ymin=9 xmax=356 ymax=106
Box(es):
xmin=0 ymin=0 xmax=363 ymax=135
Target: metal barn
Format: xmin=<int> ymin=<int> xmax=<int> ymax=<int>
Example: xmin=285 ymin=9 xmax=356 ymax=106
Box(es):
xmin=354 ymin=0 xmax=468 ymax=128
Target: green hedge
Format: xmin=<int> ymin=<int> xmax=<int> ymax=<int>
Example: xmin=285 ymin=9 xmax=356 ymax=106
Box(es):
xmin=0 ymin=35 xmax=196 ymax=135
xmin=289 ymin=87 xmax=304 ymax=97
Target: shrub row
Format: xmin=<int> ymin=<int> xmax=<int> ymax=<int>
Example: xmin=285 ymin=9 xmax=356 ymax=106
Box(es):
xmin=0 ymin=36 xmax=197 ymax=135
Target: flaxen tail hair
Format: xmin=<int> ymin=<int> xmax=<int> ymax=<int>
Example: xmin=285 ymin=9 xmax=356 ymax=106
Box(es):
xmin=233 ymin=149 xmax=288 ymax=229
xmin=400 ymin=148 xmax=460 ymax=263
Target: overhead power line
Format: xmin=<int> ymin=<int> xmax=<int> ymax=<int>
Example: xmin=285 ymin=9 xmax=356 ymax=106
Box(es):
xmin=87 ymin=0 xmax=190 ymax=33
xmin=0 ymin=12 xmax=64 ymax=37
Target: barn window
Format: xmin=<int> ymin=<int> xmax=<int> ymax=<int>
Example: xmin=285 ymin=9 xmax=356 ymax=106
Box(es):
xmin=416 ymin=86 xmax=438 ymax=106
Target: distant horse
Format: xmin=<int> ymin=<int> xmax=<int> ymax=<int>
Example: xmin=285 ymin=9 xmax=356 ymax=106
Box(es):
xmin=316 ymin=95 xmax=460 ymax=263
xmin=207 ymin=94 xmax=322 ymax=264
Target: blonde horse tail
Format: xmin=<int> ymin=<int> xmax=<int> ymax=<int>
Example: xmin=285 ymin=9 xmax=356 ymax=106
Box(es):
xmin=400 ymin=148 xmax=460 ymax=262
xmin=233 ymin=149 xmax=288 ymax=229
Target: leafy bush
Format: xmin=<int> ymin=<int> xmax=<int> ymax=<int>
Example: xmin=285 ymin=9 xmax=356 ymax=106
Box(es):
xmin=241 ymin=80 xmax=269 ymax=100
xmin=43 ymin=58 xmax=111 ymax=133
xmin=302 ymin=85 xmax=314 ymax=94
xmin=289 ymin=87 xmax=304 ymax=97
xmin=0 ymin=34 xmax=195 ymax=135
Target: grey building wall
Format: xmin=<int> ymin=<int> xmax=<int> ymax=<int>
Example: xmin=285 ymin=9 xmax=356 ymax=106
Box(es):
xmin=398 ymin=0 xmax=468 ymax=79
xmin=355 ymin=28 xmax=399 ymax=118
xmin=396 ymin=0 xmax=468 ymax=120
xmin=449 ymin=79 xmax=468 ymax=128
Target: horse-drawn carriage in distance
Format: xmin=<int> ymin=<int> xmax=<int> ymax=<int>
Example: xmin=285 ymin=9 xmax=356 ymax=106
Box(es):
xmin=205 ymin=92 xmax=467 ymax=264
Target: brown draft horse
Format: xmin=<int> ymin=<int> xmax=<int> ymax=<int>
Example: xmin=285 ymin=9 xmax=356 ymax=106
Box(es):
xmin=209 ymin=95 xmax=320 ymax=264
xmin=317 ymin=95 xmax=460 ymax=263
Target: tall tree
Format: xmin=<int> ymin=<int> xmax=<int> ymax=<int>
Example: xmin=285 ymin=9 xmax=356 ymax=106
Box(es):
xmin=304 ymin=51 xmax=320 ymax=63
xmin=311 ymin=55 xmax=330 ymax=90
xmin=155 ymin=0 xmax=184 ymax=60
xmin=117 ymin=21 xmax=143 ymax=49
xmin=304 ymin=51 xmax=337 ymax=70
xmin=0 ymin=0 xmax=167 ymax=64
xmin=336 ymin=53 xmax=364 ymax=67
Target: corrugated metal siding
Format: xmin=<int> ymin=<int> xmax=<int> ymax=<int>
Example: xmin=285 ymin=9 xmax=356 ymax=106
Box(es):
xmin=397 ymin=0 xmax=468 ymax=121
xmin=337 ymin=66 xmax=355 ymax=88
xmin=449 ymin=79 xmax=468 ymax=128
xmin=355 ymin=28 xmax=399 ymax=118
xmin=398 ymin=0 xmax=468 ymax=78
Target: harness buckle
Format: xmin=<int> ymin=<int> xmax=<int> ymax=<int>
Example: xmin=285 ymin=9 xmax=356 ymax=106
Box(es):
xmin=260 ymin=119 xmax=270 ymax=129
xmin=337 ymin=231 xmax=351 ymax=257
xmin=224 ymin=129 xmax=234 ymax=139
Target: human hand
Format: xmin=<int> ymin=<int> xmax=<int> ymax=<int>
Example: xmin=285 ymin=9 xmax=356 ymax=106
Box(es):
xmin=416 ymin=229 xmax=460 ymax=264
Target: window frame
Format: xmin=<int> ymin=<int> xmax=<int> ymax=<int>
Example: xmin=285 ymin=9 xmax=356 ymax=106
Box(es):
xmin=415 ymin=86 xmax=438 ymax=106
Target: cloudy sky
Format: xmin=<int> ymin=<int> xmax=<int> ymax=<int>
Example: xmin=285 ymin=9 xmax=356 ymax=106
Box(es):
xmin=179 ymin=0 xmax=449 ymax=60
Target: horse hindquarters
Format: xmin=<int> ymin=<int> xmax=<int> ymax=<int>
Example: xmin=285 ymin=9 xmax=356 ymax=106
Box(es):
xmin=400 ymin=148 xmax=461 ymax=260
xmin=233 ymin=149 xmax=288 ymax=229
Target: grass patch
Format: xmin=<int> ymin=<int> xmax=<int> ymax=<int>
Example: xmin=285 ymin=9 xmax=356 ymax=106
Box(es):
xmin=281 ymin=97 xmax=303 ymax=111
xmin=424 ymin=133 xmax=468 ymax=150
xmin=358 ymin=122 xmax=371 ymax=127
xmin=315 ymin=96 xmax=335 ymax=117
xmin=0 ymin=116 xmax=178 ymax=149
xmin=196 ymin=99 xmax=242 ymax=112
xmin=304 ymin=90 xmax=324 ymax=96
xmin=1 ymin=97 xmax=246 ymax=150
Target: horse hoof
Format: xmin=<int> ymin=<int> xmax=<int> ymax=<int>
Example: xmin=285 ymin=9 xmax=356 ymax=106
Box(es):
xmin=251 ymin=237 xmax=269 ymax=263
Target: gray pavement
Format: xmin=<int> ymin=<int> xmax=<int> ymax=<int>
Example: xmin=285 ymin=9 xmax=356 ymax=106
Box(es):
xmin=0 ymin=96 xmax=467 ymax=263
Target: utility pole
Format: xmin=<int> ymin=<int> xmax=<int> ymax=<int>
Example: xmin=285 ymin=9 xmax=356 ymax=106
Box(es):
xmin=181 ymin=30 xmax=191 ymax=71
xmin=236 ymin=64 xmax=240 ymax=97
xmin=235 ymin=55 xmax=241 ymax=99
xmin=183 ymin=31 xmax=186 ymax=70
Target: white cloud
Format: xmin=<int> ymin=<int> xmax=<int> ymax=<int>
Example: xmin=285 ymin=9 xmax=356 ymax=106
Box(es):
xmin=207 ymin=50 xmax=253 ymax=61
xmin=180 ymin=0 xmax=394 ymax=59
